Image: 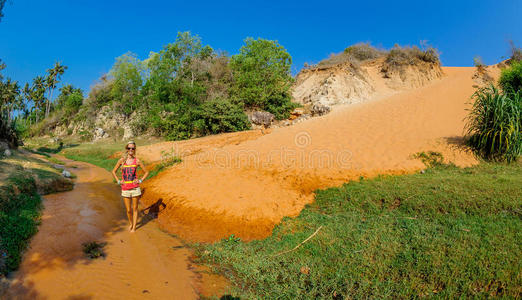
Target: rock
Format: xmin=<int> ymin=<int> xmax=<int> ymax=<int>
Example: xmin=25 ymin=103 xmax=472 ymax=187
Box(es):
xmin=250 ymin=111 xmax=275 ymax=127
xmin=311 ymin=103 xmax=331 ymax=116
xmin=53 ymin=164 xmax=66 ymax=170
xmin=62 ymin=170 xmax=72 ymax=178
xmin=3 ymin=149 xmax=11 ymax=157
xmin=93 ymin=127 xmax=109 ymax=140
xmin=123 ymin=126 xmax=134 ymax=140
xmin=420 ymin=169 xmax=426 ymax=174
xmin=0 ymin=140 xmax=9 ymax=152
xmin=291 ymin=107 xmax=305 ymax=116
xmin=49 ymin=137 xmax=61 ymax=144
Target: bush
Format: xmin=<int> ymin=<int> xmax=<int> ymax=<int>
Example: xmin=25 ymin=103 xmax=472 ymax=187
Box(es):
xmin=0 ymin=114 xmax=20 ymax=148
xmin=499 ymin=60 xmax=522 ymax=93
xmin=194 ymin=98 xmax=251 ymax=135
xmin=385 ymin=45 xmax=440 ymax=67
xmin=466 ymin=85 xmax=521 ymax=162
xmin=230 ymin=38 xmax=295 ymax=119
xmin=509 ymin=40 xmax=522 ymax=62
xmin=344 ymin=42 xmax=385 ymax=61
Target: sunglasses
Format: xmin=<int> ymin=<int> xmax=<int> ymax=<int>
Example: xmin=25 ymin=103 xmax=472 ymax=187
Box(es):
xmin=126 ymin=147 xmax=135 ymax=150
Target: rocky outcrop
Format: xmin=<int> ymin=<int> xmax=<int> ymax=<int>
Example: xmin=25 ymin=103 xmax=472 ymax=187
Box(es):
xmin=53 ymin=105 xmax=136 ymax=141
xmin=249 ymin=111 xmax=275 ymax=128
xmin=293 ymin=63 xmax=374 ymax=107
xmin=292 ymin=58 xmax=443 ymax=112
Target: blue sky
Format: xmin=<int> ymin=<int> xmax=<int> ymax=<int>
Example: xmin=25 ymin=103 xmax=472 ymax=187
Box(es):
xmin=0 ymin=0 xmax=521 ymax=96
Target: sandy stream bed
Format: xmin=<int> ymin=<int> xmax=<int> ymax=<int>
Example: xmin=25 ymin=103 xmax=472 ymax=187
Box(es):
xmin=6 ymin=157 xmax=225 ymax=299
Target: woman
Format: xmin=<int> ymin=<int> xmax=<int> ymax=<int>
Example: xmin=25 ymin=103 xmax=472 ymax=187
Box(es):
xmin=112 ymin=141 xmax=149 ymax=232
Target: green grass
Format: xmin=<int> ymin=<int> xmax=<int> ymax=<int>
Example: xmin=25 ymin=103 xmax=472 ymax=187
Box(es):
xmin=59 ymin=142 xmax=126 ymax=172
xmin=148 ymin=154 xmax=182 ymax=178
xmin=195 ymin=162 xmax=522 ymax=298
xmin=46 ymin=156 xmax=66 ymax=166
xmin=58 ymin=139 xmax=159 ymax=172
xmin=0 ymin=151 xmax=73 ymax=275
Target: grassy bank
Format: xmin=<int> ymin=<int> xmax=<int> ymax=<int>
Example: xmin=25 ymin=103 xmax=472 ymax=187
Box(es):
xmin=0 ymin=151 xmax=73 ymax=275
xmin=25 ymin=137 xmax=179 ymax=178
xmin=196 ymin=161 xmax=522 ymax=298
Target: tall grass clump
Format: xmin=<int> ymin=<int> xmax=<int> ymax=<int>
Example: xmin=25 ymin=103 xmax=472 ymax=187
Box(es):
xmin=466 ymin=85 xmax=521 ymax=162
xmin=499 ymin=60 xmax=522 ymax=93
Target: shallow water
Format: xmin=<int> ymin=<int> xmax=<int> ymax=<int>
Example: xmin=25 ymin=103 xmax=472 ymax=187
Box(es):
xmin=7 ymin=157 xmax=200 ymax=299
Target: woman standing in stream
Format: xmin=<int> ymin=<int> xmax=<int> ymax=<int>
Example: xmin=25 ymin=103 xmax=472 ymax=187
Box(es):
xmin=112 ymin=141 xmax=149 ymax=232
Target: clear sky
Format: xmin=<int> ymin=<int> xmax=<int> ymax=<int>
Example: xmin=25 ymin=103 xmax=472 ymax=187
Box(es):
xmin=0 ymin=0 xmax=521 ymax=96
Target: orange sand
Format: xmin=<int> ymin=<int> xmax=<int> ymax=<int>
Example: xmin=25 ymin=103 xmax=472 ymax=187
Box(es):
xmin=136 ymin=67 xmax=481 ymax=242
xmin=7 ymin=157 xmax=204 ymax=299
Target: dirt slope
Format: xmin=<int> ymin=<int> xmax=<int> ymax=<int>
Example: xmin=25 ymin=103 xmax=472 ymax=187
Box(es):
xmin=292 ymin=57 xmax=443 ymax=107
xmin=137 ymin=67 xmax=481 ymax=242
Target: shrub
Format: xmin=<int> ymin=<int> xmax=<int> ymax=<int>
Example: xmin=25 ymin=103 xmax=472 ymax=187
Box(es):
xmin=385 ymin=45 xmax=440 ymax=67
xmin=466 ymin=85 xmax=521 ymax=162
xmin=509 ymin=40 xmax=522 ymax=62
xmin=499 ymin=60 xmax=522 ymax=94
xmin=230 ymin=38 xmax=295 ymax=119
xmin=473 ymin=56 xmax=486 ymax=69
xmin=194 ymin=98 xmax=251 ymax=135
xmin=344 ymin=42 xmax=385 ymax=61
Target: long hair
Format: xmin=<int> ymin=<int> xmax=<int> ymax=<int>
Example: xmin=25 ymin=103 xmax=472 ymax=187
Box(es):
xmin=123 ymin=141 xmax=136 ymax=161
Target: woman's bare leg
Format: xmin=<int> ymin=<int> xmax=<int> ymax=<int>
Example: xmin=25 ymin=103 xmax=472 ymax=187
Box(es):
xmin=131 ymin=196 xmax=139 ymax=232
xmin=123 ymin=197 xmax=133 ymax=230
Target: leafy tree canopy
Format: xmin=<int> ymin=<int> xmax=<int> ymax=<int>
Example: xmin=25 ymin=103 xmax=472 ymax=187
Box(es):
xmin=230 ymin=38 xmax=295 ymax=119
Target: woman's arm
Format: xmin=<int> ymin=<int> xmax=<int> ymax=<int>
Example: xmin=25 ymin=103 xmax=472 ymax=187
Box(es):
xmin=112 ymin=158 xmax=123 ymax=183
xmin=137 ymin=158 xmax=149 ymax=183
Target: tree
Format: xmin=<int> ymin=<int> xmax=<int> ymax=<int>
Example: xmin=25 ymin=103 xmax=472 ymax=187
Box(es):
xmin=55 ymin=83 xmax=83 ymax=118
xmin=45 ymin=61 xmax=67 ymax=118
xmin=32 ymin=75 xmax=47 ymax=123
xmin=109 ymin=52 xmax=144 ymax=115
xmin=0 ymin=78 xmax=20 ymax=122
xmin=229 ymin=38 xmax=295 ymax=119
xmin=145 ymin=31 xmax=207 ymax=104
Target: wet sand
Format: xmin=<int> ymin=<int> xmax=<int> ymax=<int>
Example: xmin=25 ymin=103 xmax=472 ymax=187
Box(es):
xmin=7 ymin=158 xmax=200 ymax=299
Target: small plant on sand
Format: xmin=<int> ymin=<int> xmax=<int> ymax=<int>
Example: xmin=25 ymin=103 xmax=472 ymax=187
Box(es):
xmin=82 ymin=241 xmax=107 ymax=259
xmin=466 ymin=85 xmax=521 ymax=162
xmin=473 ymin=56 xmax=486 ymax=70
xmin=413 ymin=151 xmax=445 ymax=168
xmin=223 ymin=234 xmax=241 ymax=243
xmin=148 ymin=149 xmax=182 ymax=178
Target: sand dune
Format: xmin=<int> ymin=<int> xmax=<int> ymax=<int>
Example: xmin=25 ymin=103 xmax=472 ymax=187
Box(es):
xmin=138 ymin=66 xmax=481 ymax=242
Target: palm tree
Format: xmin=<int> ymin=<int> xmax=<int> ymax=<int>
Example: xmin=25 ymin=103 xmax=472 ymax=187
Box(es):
xmin=32 ymin=76 xmax=47 ymax=123
xmin=45 ymin=61 xmax=67 ymax=118
xmin=23 ymin=83 xmax=34 ymax=124
xmin=1 ymin=78 xmax=20 ymax=122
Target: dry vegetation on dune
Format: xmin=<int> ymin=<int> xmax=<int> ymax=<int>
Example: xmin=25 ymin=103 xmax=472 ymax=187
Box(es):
xmin=293 ymin=42 xmax=444 ymax=108
xmin=314 ymin=42 xmax=440 ymax=70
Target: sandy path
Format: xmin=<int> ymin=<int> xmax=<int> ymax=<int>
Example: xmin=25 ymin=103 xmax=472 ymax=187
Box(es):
xmin=7 ymin=157 xmax=200 ymax=300
xmin=137 ymin=67 xmax=480 ymax=242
